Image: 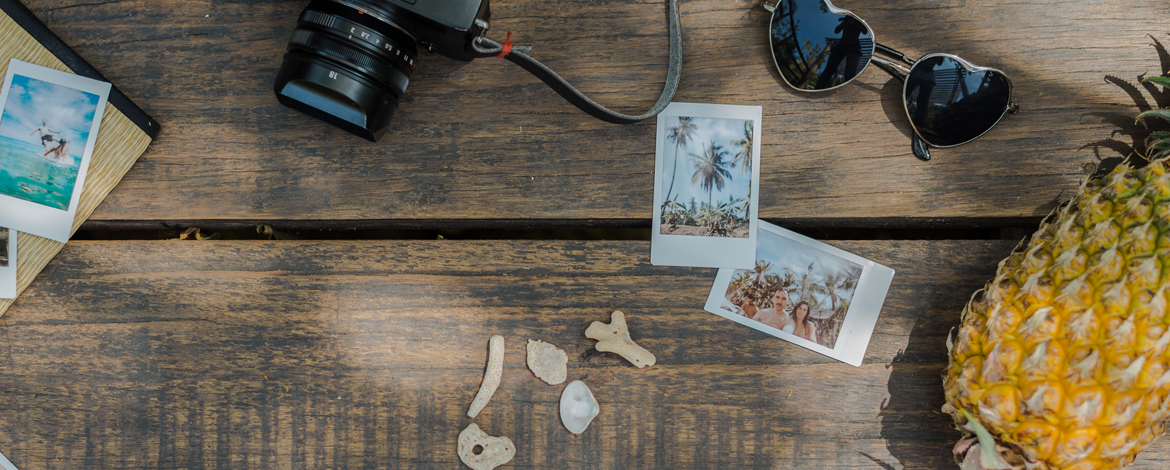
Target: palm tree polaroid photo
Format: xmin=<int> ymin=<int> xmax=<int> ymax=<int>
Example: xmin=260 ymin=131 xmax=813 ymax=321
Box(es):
xmin=0 ymin=227 xmax=14 ymax=299
xmin=0 ymin=59 xmax=111 ymax=243
xmin=651 ymin=103 xmax=761 ymax=269
xmin=703 ymin=221 xmax=894 ymax=366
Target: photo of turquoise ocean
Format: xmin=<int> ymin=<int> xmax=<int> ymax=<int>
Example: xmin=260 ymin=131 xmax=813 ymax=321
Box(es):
xmin=0 ymin=136 xmax=81 ymax=209
xmin=0 ymin=74 xmax=98 ymax=211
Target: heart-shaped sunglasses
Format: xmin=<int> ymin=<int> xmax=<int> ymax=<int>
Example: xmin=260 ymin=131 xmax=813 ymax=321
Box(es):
xmin=764 ymin=0 xmax=1019 ymax=160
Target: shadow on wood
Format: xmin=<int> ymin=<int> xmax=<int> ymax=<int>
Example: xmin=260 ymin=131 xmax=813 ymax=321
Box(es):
xmin=1081 ymin=33 xmax=1170 ymax=178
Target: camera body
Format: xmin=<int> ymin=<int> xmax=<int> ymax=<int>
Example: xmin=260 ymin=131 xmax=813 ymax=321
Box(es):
xmin=395 ymin=0 xmax=490 ymax=61
xmin=274 ymin=0 xmax=491 ymax=141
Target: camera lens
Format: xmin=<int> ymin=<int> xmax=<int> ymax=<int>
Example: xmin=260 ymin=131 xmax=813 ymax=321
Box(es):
xmin=274 ymin=0 xmax=419 ymax=141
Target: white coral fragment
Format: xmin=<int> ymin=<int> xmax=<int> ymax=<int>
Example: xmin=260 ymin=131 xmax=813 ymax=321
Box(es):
xmin=467 ymin=335 xmax=505 ymax=418
xmin=585 ymin=310 xmax=656 ymax=368
xmin=457 ymin=423 xmax=515 ymax=470
xmin=559 ymin=380 xmax=600 ymax=435
xmin=526 ymin=339 xmax=568 ymax=385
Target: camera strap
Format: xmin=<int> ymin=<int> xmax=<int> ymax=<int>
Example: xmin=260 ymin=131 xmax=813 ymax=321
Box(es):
xmin=471 ymin=0 xmax=682 ymax=124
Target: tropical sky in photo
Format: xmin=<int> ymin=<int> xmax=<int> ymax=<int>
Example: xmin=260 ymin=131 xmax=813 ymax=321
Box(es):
xmin=756 ymin=228 xmax=862 ymax=307
xmin=0 ymin=74 xmax=99 ymax=161
xmin=660 ymin=116 xmax=752 ymax=207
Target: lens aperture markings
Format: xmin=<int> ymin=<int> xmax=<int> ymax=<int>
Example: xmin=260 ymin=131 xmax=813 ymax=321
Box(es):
xmin=300 ymin=10 xmax=416 ymax=71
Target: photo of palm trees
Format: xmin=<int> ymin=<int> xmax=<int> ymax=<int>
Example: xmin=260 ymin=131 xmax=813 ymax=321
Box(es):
xmin=659 ymin=115 xmax=753 ymax=238
xmin=719 ymin=227 xmax=863 ymax=349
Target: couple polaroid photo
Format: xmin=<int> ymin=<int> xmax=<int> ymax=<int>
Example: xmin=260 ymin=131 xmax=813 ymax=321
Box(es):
xmin=0 ymin=59 xmax=111 ymax=243
xmin=651 ymin=102 xmax=761 ymax=269
xmin=704 ymin=221 xmax=895 ymax=366
xmin=0 ymin=227 xmax=12 ymax=299
xmin=0 ymin=449 xmax=16 ymax=470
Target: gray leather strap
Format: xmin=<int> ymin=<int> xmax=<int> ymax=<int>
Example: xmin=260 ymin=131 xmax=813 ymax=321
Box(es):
xmin=472 ymin=0 xmax=682 ymax=124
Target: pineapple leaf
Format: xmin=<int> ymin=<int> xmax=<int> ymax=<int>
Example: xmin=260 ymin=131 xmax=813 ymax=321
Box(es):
xmin=1150 ymin=132 xmax=1170 ymax=159
xmin=1137 ymin=109 xmax=1170 ymax=125
xmin=959 ymin=409 xmax=1014 ymax=470
xmin=1143 ymin=76 xmax=1170 ymax=88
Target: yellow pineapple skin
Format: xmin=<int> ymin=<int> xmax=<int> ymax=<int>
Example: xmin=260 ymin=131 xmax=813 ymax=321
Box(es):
xmin=944 ymin=160 xmax=1170 ymax=470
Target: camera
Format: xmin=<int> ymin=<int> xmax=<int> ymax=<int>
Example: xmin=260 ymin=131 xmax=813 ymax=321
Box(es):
xmin=274 ymin=0 xmax=491 ymax=141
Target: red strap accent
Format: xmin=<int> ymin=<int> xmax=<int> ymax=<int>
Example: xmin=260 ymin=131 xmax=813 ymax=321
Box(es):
xmin=496 ymin=32 xmax=513 ymax=59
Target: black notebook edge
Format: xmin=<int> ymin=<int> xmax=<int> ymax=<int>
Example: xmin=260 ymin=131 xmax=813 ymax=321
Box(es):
xmin=0 ymin=0 xmax=161 ymax=139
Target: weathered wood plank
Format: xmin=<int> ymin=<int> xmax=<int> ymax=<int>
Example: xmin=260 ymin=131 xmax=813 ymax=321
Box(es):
xmin=0 ymin=239 xmax=1167 ymax=469
xmin=13 ymin=0 xmax=1168 ymax=226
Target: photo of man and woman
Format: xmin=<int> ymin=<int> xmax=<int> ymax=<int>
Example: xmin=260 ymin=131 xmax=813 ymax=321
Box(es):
xmin=0 ymin=227 xmax=8 ymax=268
xmin=720 ymin=227 xmax=863 ymax=350
xmin=0 ymin=226 xmax=12 ymax=299
xmin=0 ymin=72 xmax=100 ymax=211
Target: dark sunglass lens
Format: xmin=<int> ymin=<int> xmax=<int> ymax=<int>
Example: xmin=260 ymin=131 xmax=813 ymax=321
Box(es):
xmin=903 ymin=56 xmax=1011 ymax=146
xmin=769 ymin=0 xmax=874 ymax=91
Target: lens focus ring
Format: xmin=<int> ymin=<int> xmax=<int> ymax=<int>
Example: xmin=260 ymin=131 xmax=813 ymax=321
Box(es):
xmin=299 ymin=9 xmax=417 ymax=70
xmin=274 ymin=0 xmax=420 ymax=141
xmin=288 ymin=29 xmax=409 ymax=92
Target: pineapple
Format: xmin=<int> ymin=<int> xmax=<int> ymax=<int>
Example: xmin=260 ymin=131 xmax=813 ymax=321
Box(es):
xmin=942 ymin=79 xmax=1170 ymax=470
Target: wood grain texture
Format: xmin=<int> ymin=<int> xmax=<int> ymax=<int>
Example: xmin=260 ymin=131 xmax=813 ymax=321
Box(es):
xmin=0 ymin=239 xmax=1168 ymax=469
xmin=15 ymin=0 xmax=1168 ymax=227
xmin=0 ymin=13 xmax=155 ymax=317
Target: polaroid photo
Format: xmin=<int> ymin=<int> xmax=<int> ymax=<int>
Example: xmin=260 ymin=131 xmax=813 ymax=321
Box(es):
xmin=0 ymin=449 xmax=15 ymax=470
xmin=651 ymin=102 xmax=761 ymax=269
xmin=0 ymin=227 xmax=13 ymax=299
xmin=0 ymin=59 xmax=111 ymax=243
xmin=704 ymin=221 xmax=895 ymax=367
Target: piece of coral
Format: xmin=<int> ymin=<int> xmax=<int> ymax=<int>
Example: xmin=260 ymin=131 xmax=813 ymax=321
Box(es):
xmin=559 ymin=380 xmax=599 ymax=435
xmin=458 ymin=423 xmax=515 ymax=470
xmin=526 ymin=339 xmax=568 ymax=385
xmin=467 ymin=335 xmax=505 ymax=418
xmin=586 ymin=310 xmax=656 ymax=368
xmin=943 ymin=100 xmax=1170 ymax=470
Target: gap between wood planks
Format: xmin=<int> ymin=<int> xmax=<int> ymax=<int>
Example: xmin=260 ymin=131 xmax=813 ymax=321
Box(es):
xmin=70 ymin=220 xmax=1041 ymax=241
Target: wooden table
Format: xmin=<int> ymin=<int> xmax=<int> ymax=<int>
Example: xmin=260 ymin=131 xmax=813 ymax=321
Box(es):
xmin=2 ymin=0 xmax=1169 ymax=468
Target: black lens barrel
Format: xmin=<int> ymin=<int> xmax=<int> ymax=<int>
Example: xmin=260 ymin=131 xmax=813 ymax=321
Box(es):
xmin=275 ymin=0 xmax=418 ymax=141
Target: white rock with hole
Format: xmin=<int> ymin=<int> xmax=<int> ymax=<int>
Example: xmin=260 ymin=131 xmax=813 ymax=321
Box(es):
xmin=457 ymin=423 xmax=515 ymax=470
xmin=559 ymin=380 xmax=600 ymax=435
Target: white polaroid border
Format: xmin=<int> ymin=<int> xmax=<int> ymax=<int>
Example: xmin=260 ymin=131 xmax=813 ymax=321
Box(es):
xmin=0 ymin=228 xmax=13 ymax=299
xmin=651 ymin=102 xmax=761 ymax=269
xmin=703 ymin=221 xmax=895 ymax=367
xmin=0 ymin=450 xmax=16 ymax=470
xmin=0 ymin=59 xmax=111 ymax=243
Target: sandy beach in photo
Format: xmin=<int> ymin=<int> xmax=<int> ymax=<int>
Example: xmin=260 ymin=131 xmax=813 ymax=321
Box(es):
xmin=659 ymin=221 xmax=749 ymax=238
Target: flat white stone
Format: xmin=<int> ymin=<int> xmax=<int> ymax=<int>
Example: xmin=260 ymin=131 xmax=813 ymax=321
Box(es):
xmin=526 ymin=339 xmax=568 ymax=385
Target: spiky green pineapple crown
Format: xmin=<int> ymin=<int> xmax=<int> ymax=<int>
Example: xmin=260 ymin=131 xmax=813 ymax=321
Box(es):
xmin=1138 ymin=76 xmax=1170 ymax=160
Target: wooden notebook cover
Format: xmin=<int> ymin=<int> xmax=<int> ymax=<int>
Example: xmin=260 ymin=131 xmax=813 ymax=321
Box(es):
xmin=0 ymin=0 xmax=160 ymax=318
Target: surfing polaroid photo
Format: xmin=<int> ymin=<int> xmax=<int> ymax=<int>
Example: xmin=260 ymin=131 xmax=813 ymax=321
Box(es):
xmin=651 ymin=102 xmax=761 ymax=269
xmin=0 ymin=59 xmax=111 ymax=243
xmin=0 ymin=227 xmax=14 ymax=299
xmin=704 ymin=221 xmax=895 ymax=367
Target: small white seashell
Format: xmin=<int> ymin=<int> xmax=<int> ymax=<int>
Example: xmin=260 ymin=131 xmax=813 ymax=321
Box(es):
xmin=559 ymin=380 xmax=599 ymax=435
